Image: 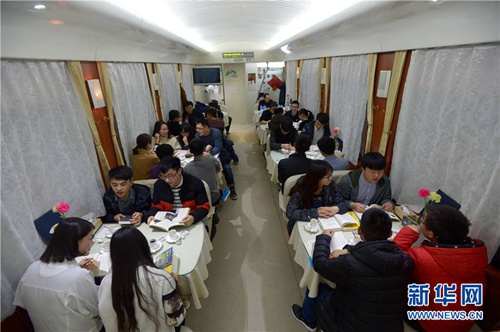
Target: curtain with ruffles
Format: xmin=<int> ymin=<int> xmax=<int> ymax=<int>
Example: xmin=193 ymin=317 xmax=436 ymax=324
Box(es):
xmin=158 ymin=63 xmax=182 ymax=120
xmin=391 ymin=45 xmax=500 ymax=261
xmin=182 ymin=64 xmax=194 ymax=103
xmin=299 ymin=59 xmax=320 ymax=115
xmin=1 ymin=60 xmax=105 ymax=319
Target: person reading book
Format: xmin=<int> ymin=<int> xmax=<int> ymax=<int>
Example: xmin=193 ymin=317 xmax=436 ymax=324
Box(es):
xmin=285 ymin=160 xmax=349 ymax=235
xmin=393 ymin=204 xmax=487 ymax=332
xmin=291 ymin=209 xmax=414 ymax=332
xmin=337 ymin=151 xmax=394 ymax=213
xmin=147 ymin=156 xmax=210 ymax=227
xmin=103 ymin=166 xmax=151 ymax=226
xmin=98 ymin=227 xmax=186 ymax=332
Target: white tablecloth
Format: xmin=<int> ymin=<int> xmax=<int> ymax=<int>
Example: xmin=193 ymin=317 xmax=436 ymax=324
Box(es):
xmin=92 ymin=222 xmax=213 ymax=309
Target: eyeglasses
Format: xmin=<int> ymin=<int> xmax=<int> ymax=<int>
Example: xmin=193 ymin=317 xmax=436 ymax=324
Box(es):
xmin=195 ymin=126 xmax=205 ymax=131
xmin=323 ymin=174 xmax=333 ymax=180
xmin=159 ymin=172 xmax=178 ymax=181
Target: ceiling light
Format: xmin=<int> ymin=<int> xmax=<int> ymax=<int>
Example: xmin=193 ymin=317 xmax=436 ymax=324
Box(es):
xmin=33 ymin=4 xmax=46 ymax=10
xmin=281 ymin=45 xmax=291 ymax=54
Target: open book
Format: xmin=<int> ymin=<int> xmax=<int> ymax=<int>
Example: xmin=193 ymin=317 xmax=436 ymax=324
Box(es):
xmin=319 ymin=211 xmax=360 ymax=231
xmin=305 ymin=232 xmax=348 ymax=257
xmin=75 ymin=253 xmax=111 ymax=274
xmin=155 ymin=246 xmax=179 ymax=276
xmin=149 ymin=208 xmax=190 ymax=231
xmin=354 ymin=204 xmax=400 ymax=221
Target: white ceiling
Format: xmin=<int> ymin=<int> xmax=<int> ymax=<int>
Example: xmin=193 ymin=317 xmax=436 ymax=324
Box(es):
xmin=1 ymin=1 xmax=499 ymax=63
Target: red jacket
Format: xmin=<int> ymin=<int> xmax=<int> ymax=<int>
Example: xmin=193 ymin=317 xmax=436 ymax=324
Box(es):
xmin=394 ymin=226 xmax=487 ymax=332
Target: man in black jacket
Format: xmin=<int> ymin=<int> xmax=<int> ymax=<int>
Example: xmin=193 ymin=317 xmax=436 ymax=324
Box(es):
xmin=278 ymin=134 xmax=312 ymax=191
xmin=292 ymin=209 xmax=414 ymax=332
xmin=102 ymin=166 xmax=151 ymax=226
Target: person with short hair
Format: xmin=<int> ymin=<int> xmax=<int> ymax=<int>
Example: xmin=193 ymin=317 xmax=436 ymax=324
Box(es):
xmin=14 ymin=218 xmax=103 ymax=332
xmin=103 ymin=166 xmax=151 ymax=225
xmin=302 ymin=112 xmax=331 ymax=145
xmin=317 ymin=137 xmax=349 ymax=171
xmin=393 ymin=205 xmax=487 ymax=332
xmin=167 ymin=110 xmax=182 ymax=136
xmin=147 ymin=156 xmax=210 ymax=227
xmin=270 ymin=117 xmax=298 ymax=151
xmin=209 ymin=99 xmax=232 ymax=134
xmin=176 ymin=123 xmax=196 ymax=150
xmin=286 ymin=160 xmax=349 ymax=235
xmin=259 ymin=101 xmax=278 ymax=124
xmin=98 ymin=227 xmax=186 ymax=332
xmin=131 ymin=133 xmax=160 ymax=180
xmin=182 ymin=101 xmax=204 ymax=127
xmin=298 ymin=108 xmax=313 ymax=131
xmin=150 ymin=144 xmax=175 ymax=179
xmin=291 ymin=209 xmax=414 ymax=332
xmin=285 ymin=100 xmax=300 ymax=122
xmin=258 ymin=93 xmax=272 ymax=109
xmin=268 ymin=107 xmax=285 ymax=132
xmin=152 ymin=121 xmax=181 ymax=151
xmin=278 ymin=134 xmax=312 ymax=190
xmin=195 ymin=118 xmax=238 ymax=200
xmin=337 ymin=152 xmax=394 ymax=212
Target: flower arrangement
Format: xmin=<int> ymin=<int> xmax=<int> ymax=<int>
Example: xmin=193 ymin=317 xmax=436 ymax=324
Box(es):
xmin=332 ymin=127 xmax=340 ymax=150
xmin=418 ymin=189 xmax=441 ymax=214
xmin=52 ymin=201 xmax=71 ymax=218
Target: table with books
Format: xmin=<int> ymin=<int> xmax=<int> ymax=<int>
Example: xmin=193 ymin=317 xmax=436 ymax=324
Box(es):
xmin=88 ymin=221 xmax=213 ymax=309
xmin=289 ymin=214 xmax=402 ymax=298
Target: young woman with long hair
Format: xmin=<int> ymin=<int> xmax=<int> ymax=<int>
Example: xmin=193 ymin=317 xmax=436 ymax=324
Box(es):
xmin=176 ymin=123 xmax=196 ymax=150
xmin=14 ymin=218 xmax=102 ymax=332
xmin=285 ymin=160 xmax=349 ymax=235
xmin=131 ymin=133 xmax=160 ymax=180
xmin=153 ymin=120 xmax=181 ymax=151
xmin=98 ymin=227 xmax=186 ymax=332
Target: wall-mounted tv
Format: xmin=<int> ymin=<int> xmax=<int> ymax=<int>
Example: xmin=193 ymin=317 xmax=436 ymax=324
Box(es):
xmin=193 ymin=66 xmax=222 ymax=85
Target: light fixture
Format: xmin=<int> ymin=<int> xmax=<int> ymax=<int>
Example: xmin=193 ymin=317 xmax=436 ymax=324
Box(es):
xmin=87 ymin=79 xmax=106 ymax=108
xmin=280 ymin=44 xmax=291 ymax=54
xmin=33 ymin=4 xmax=46 ymax=10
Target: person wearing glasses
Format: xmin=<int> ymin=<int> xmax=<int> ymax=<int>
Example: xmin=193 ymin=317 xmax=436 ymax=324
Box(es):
xmin=195 ymin=118 xmax=238 ymax=200
xmin=285 ymin=160 xmax=349 ymax=235
xmin=146 ymin=156 xmax=209 ymax=227
xmin=302 ymin=112 xmax=331 ymax=145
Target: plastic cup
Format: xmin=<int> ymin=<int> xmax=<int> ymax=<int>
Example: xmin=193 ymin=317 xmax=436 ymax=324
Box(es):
xmin=310 ymin=218 xmax=319 ymax=232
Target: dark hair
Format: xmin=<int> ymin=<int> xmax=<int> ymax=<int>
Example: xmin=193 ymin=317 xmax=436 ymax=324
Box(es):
xmin=205 ymin=108 xmax=218 ymax=119
xmin=317 ymin=137 xmax=336 ymax=155
xmin=274 ymin=107 xmax=284 ymax=115
xmin=208 ymin=100 xmax=219 ymax=108
xmin=298 ymin=108 xmax=313 ymax=120
xmin=155 ymin=144 xmax=174 ymax=160
xmin=40 ymin=218 xmax=94 ymax=263
xmin=263 ymin=93 xmax=270 ymax=99
xmin=423 ymin=205 xmax=471 ymax=244
xmin=291 ymin=100 xmax=299 ymax=106
xmin=360 ymin=208 xmax=392 ymax=241
xmin=109 ymin=165 xmax=133 ymax=181
xmin=180 ymin=123 xmax=194 ymax=138
xmin=294 ymin=134 xmax=312 ymax=154
xmin=196 ymin=118 xmax=210 ymax=128
xmin=110 ymin=227 xmax=173 ymax=332
xmin=188 ymin=138 xmax=205 ymax=156
xmin=183 ymin=101 xmax=193 ymax=109
xmin=289 ymin=160 xmax=333 ymax=209
xmin=133 ymin=133 xmax=152 ymax=155
xmin=269 ymin=101 xmax=278 ymax=107
xmin=360 ymin=152 xmax=386 ymax=170
xmin=316 ymin=112 xmax=329 ymax=125
xmin=280 ymin=117 xmax=293 ymax=133
xmin=159 ymin=156 xmax=181 ymax=174
xmin=168 ymin=110 xmax=181 ymax=121
xmin=152 ymin=121 xmax=172 ymax=139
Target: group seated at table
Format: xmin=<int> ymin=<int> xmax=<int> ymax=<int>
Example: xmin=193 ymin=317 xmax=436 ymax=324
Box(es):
xmin=270 ymin=117 xmax=298 ymax=151
xmin=131 ymin=133 xmax=160 ymax=180
xmin=302 ymin=112 xmax=331 ymax=145
xmin=291 ymin=209 xmax=414 ymax=332
xmin=278 ymin=134 xmax=312 ymax=190
xmin=285 ymin=100 xmax=300 ymax=122
xmin=285 ymin=160 xmax=349 ymax=235
xmin=259 ymin=101 xmax=278 ymax=124
xmin=153 ymin=120 xmax=181 ymax=151
xmin=268 ymin=106 xmax=285 ymax=132
xmin=317 ymin=137 xmax=349 ymax=171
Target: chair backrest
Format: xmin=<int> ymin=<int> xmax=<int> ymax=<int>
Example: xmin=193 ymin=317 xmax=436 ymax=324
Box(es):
xmin=435 ymin=189 xmax=461 ymax=210
xmin=254 ymin=102 xmax=260 ymax=111
xmin=265 ymin=133 xmax=271 ymax=157
xmin=282 ymin=173 xmax=305 ymax=211
xmin=134 ymin=179 xmax=156 ymax=198
xmin=201 ymin=180 xmax=212 ymax=206
xmin=331 ymin=170 xmax=351 ymax=184
xmin=219 ymin=104 xmax=228 ymax=113
xmin=34 ymin=210 xmax=61 ymax=244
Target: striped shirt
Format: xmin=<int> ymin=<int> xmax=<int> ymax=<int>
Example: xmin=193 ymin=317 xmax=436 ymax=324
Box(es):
xmin=171 ymin=176 xmax=184 ymax=212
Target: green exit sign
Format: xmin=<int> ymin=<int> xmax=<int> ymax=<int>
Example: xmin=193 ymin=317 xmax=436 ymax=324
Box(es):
xmin=222 ymin=52 xmax=254 ymax=59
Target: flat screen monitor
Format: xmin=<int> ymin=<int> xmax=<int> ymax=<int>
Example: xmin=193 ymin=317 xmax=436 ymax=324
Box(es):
xmin=193 ymin=67 xmax=221 ymax=85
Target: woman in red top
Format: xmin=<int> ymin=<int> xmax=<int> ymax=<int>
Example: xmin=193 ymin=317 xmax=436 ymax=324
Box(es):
xmin=394 ymin=204 xmax=487 ymax=332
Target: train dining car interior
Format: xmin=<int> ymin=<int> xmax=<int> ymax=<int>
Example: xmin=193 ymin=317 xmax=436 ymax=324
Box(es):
xmin=1 ymin=1 xmax=499 ymax=331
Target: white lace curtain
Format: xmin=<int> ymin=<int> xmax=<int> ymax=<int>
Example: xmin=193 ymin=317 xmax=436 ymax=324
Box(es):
xmin=1 ymin=60 xmax=105 ymax=319
xmin=182 ymin=64 xmax=194 ymax=102
xmin=285 ymin=60 xmax=297 ymax=101
xmin=391 ymin=45 xmax=500 ymax=261
xmin=158 ymin=64 xmax=182 ymax=119
xmin=106 ymin=63 xmax=157 ymax=166
xmin=329 ymin=55 xmax=369 ymax=165
xmin=299 ymin=59 xmax=320 ymax=115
